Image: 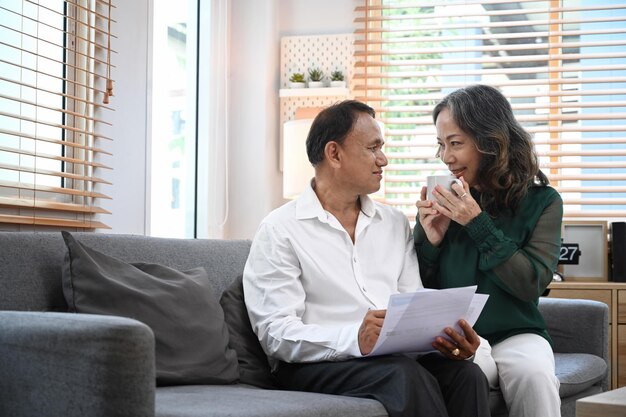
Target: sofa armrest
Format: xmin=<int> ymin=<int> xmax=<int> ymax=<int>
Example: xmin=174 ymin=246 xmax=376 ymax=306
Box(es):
xmin=0 ymin=311 xmax=155 ymax=417
xmin=539 ymin=297 xmax=608 ymax=359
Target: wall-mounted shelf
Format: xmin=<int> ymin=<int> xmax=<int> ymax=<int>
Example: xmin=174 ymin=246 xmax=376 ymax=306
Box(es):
xmin=279 ymin=87 xmax=349 ymax=98
xmin=278 ymin=33 xmax=354 ymax=176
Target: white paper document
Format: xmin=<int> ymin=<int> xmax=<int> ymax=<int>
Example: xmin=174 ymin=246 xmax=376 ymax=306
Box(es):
xmin=367 ymin=286 xmax=489 ymax=357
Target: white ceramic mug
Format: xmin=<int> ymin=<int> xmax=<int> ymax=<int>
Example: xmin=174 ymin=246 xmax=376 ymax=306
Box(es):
xmin=426 ymin=175 xmax=463 ymax=201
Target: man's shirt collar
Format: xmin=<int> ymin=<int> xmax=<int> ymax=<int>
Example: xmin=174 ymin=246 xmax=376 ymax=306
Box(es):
xmin=295 ymin=179 xmax=382 ymax=221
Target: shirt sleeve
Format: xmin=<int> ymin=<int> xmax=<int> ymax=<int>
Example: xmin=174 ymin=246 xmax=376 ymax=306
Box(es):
xmin=465 ymin=196 xmax=563 ymax=302
xmin=242 ymin=222 xmax=362 ymax=364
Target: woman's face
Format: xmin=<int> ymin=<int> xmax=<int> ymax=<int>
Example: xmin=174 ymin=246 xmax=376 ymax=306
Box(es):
xmin=435 ymin=107 xmax=482 ymax=188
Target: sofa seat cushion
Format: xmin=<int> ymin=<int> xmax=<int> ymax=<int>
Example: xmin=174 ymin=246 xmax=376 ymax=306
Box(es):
xmin=61 ymin=231 xmax=239 ymax=386
xmin=555 ymin=353 xmax=607 ymax=397
xmin=155 ymin=384 xmax=387 ymax=417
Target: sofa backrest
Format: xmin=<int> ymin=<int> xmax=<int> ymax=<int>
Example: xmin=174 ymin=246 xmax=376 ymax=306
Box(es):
xmin=0 ymin=232 xmax=252 ymax=312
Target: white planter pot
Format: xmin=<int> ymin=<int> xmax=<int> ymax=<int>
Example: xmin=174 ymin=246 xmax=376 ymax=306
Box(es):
xmin=330 ymin=80 xmax=346 ymax=88
xmin=289 ymin=82 xmax=306 ymax=89
xmin=308 ymin=81 xmax=324 ymax=88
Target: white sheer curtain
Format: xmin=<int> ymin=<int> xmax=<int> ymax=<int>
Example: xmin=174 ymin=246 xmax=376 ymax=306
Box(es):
xmin=197 ymin=0 xmax=230 ymax=238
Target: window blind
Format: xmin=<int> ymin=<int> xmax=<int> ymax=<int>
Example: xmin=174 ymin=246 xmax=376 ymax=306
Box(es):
xmin=354 ymin=0 xmax=626 ymax=221
xmin=0 ymin=0 xmax=115 ymax=230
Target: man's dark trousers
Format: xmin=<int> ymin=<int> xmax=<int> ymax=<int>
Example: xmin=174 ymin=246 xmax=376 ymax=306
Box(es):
xmin=275 ymin=353 xmax=490 ymax=417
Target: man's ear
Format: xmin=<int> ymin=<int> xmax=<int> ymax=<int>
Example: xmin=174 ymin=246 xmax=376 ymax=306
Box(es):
xmin=324 ymin=141 xmax=342 ymax=168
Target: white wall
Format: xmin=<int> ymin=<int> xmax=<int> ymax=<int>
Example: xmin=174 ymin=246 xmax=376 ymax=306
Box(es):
xmin=277 ymin=0 xmax=359 ymax=36
xmin=105 ymin=0 xmax=356 ymax=237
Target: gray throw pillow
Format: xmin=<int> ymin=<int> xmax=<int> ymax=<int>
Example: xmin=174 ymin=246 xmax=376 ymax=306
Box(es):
xmin=61 ymin=231 xmax=239 ymax=386
xmin=219 ymin=275 xmax=279 ymax=389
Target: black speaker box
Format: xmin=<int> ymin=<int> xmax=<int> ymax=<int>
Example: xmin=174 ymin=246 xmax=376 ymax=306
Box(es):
xmin=611 ymin=222 xmax=626 ymax=282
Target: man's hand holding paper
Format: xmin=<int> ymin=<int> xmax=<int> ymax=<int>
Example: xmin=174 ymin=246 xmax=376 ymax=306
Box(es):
xmin=358 ymin=309 xmax=386 ymax=355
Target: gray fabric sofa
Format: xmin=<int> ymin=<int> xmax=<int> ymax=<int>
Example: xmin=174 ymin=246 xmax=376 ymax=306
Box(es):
xmin=0 ymin=232 xmax=608 ymax=417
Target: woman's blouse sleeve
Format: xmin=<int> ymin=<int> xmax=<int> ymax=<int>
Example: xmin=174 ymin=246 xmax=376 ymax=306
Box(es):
xmin=413 ymin=222 xmax=442 ymax=289
xmin=465 ymin=196 xmax=563 ymax=302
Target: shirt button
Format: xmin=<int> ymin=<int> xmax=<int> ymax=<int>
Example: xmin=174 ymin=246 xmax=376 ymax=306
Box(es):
xmin=362 ymin=287 xmax=367 ymax=292
xmin=353 ymin=257 xmax=357 ymax=262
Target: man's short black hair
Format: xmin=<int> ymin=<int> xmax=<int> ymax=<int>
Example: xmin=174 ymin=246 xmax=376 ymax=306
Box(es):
xmin=306 ymin=100 xmax=376 ymax=166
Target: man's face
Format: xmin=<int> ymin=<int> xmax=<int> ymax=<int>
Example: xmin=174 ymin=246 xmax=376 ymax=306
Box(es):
xmin=337 ymin=113 xmax=388 ymax=195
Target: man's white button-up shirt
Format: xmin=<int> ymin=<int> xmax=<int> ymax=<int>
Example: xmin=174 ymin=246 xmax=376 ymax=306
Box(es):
xmin=243 ymin=183 xmax=422 ymax=368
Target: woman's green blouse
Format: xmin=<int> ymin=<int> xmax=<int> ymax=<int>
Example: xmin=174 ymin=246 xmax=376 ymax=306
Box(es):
xmin=414 ymin=186 xmax=563 ymax=346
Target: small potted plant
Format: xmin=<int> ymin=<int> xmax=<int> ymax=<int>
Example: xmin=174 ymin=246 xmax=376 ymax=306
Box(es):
xmin=330 ymin=70 xmax=346 ymax=88
xmin=307 ymin=67 xmax=325 ymax=88
xmin=289 ymin=72 xmax=306 ymax=88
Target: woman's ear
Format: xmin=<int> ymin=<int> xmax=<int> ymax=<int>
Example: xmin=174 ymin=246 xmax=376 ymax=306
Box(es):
xmin=324 ymin=141 xmax=342 ymax=168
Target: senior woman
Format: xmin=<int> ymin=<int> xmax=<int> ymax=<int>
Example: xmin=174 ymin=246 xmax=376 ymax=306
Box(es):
xmin=415 ymin=84 xmax=563 ymax=417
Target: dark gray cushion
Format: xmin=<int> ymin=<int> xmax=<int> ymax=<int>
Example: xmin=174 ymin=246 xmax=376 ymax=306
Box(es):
xmin=61 ymin=231 xmax=239 ymax=386
xmin=219 ymin=275 xmax=279 ymax=389
xmin=555 ymin=353 xmax=607 ymax=397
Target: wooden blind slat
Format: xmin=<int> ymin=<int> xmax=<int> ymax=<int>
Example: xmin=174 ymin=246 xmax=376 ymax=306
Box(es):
xmin=355 ymin=2 xmax=624 ymax=12
xmin=0 ymin=162 xmax=112 ymax=185
xmin=355 ymin=4 xmax=626 ymax=22
xmin=0 ymin=40 xmax=115 ymax=75
xmin=355 ymin=40 xmax=626 ymax=57
xmin=355 ymin=0 xmax=554 ymax=11
xmin=558 ymin=187 xmax=626 ymax=193
xmin=541 ymin=162 xmax=626 ymax=169
xmin=354 ymin=64 xmax=626 ymax=80
xmin=0 ymin=111 xmax=114 ymax=141
xmin=354 ymin=52 xmax=626 ymax=68
xmin=1 ymin=180 xmax=111 ymax=200
xmin=354 ymin=15 xmax=626 ymax=33
xmin=0 ymin=41 xmax=112 ymax=89
xmin=0 ymin=128 xmax=112 ymax=155
xmin=0 ymin=76 xmax=114 ymax=110
xmin=381 ymin=113 xmax=626 ymax=124
xmin=0 ymin=93 xmax=113 ymax=126
xmin=356 ymin=78 xmax=626 ymax=92
xmin=563 ymin=212 xmax=626 ymax=218
xmin=0 ymin=59 xmax=113 ymax=100
xmin=355 ymin=88 xmax=626 ymax=102
xmin=0 ymin=214 xmax=110 ymax=229
xmin=0 ymin=196 xmax=110 ymax=214
xmin=354 ymin=27 xmax=626 ymax=45
xmin=0 ymin=145 xmax=111 ymax=169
